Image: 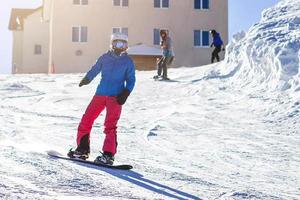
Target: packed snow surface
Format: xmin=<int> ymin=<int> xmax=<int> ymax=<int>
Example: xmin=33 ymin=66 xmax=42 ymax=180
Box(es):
xmin=0 ymin=0 xmax=300 ymax=199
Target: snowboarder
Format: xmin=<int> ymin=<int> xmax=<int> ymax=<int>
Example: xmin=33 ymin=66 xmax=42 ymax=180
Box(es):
xmin=68 ymin=33 xmax=136 ymax=165
xmin=210 ymin=29 xmax=225 ymax=63
xmin=154 ymin=29 xmax=174 ymax=80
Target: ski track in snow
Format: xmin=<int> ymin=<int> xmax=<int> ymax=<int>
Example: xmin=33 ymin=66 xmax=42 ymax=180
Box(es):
xmin=1 ymin=0 xmax=300 ymax=199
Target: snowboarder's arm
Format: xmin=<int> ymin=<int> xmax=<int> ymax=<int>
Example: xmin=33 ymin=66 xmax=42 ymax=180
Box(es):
xmin=125 ymin=59 xmax=136 ymax=92
xmin=79 ymin=76 xmax=90 ymax=87
xmin=85 ymin=57 xmax=103 ymax=82
xmin=116 ymin=60 xmax=135 ymax=105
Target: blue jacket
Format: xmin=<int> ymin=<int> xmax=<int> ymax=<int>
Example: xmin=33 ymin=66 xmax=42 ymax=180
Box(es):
xmin=212 ymin=33 xmax=224 ymax=46
xmin=85 ymin=51 xmax=136 ymax=96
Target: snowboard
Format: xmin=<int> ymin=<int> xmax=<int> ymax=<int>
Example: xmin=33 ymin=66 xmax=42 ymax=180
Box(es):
xmin=47 ymin=150 xmax=133 ymax=170
xmin=153 ymin=76 xmax=171 ymax=81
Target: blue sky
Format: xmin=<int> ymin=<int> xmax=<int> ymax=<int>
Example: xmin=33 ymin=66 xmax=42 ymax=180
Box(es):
xmin=0 ymin=0 xmax=279 ymax=74
xmin=229 ymin=0 xmax=279 ymax=38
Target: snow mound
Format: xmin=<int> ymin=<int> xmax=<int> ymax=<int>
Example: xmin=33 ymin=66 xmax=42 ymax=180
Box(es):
xmin=216 ymin=0 xmax=300 ymax=91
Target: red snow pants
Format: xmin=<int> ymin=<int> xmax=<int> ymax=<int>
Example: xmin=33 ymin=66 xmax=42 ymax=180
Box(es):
xmin=77 ymin=95 xmax=122 ymax=156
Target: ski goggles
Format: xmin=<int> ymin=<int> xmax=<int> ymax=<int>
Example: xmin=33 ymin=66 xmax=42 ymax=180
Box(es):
xmin=112 ymin=40 xmax=128 ymax=49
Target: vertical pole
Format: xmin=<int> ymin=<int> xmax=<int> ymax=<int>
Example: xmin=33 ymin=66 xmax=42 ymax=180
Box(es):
xmin=48 ymin=0 xmax=54 ymax=74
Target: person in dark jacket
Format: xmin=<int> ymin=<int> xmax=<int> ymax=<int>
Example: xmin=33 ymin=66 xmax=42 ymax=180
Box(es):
xmin=68 ymin=33 xmax=136 ymax=165
xmin=154 ymin=30 xmax=174 ymax=80
xmin=210 ymin=30 xmax=225 ymax=63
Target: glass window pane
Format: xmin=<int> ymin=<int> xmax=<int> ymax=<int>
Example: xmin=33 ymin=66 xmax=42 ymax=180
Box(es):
xmin=154 ymin=29 xmax=160 ymax=45
xmin=162 ymin=0 xmax=169 ymax=8
xmin=194 ymin=0 xmax=201 ymax=9
xmin=194 ymin=30 xmax=201 ymax=46
xmin=73 ymin=0 xmax=80 ymax=5
xmin=202 ymin=31 xmax=210 ymax=46
xmin=81 ymin=26 xmax=88 ymax=42
xmin=113 ymin=28 xmax=120 ymax=34
xmin=121 ymin=27 xmax=128 ymax=36
xmin=202 ymin=0 xmax=209 ymax=9
xmin=114 ymin=0 xmax=121 ymax=6
xmin=81 ymin=0 xmax=88 ymax=5
xmin=122 ymin=0 xmax=129 ymax=7
xmin=72 ymin=27 xmax=79 ymax=42
xmin=154 ymin=0 xmax=160 ymax=8
xmin=34 ymin=45 xmax=42 ymax=55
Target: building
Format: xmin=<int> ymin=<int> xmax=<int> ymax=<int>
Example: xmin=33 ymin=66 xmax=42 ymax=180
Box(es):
xmin=9 ymin=0 xmax=228 ymax=74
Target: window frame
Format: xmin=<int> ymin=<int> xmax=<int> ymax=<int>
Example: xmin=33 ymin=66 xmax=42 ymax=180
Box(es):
xmin=153 ymin=28 xmax=160 ymax=45
xmin=194 ymin=0 xmax=210 ymax=10
xmin=34 ymin=44 xmax=42 ymax=55
xmin=113 ymin=0 xmax=129 ymax=7
xmin=73 ymin=0 xmax=89 ymax=5
xmin=194 ymin=30 xmax=210 ymax=48
xmin=154 ymin=0 xmax=169 ymax=9
xmin=112 ymin=27 xmax=129 ymax=36
xmin=72 ymin=26 xmax=88 ymax=43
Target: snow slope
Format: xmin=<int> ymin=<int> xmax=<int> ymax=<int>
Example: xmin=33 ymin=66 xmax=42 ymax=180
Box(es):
xmin=0 ymin=0 xmax=299 ymax=199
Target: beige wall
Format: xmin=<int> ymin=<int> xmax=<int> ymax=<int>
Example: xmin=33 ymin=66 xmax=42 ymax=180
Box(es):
xmin=48 ymin=0 xmax=228 ymax=73
xmin=21 ymin=9 xmax=49 ymax=73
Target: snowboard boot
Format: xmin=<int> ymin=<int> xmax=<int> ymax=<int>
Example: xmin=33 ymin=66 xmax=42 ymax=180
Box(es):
xmin=67 ymin=147 xmax=90 ymax=160
xmin=94 ymin=152 xmax=114 ymax=165
xmin=162 ymin=76 xmax=170 ymax=80
xmin=153 ymin=75 xmax=160 ymax=79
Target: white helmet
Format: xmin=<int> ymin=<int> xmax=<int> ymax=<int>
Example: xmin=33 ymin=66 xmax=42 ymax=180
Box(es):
xmin=111 ymin=33 xmax=128 ymax=50
xmin=111 ymin=33 xmax=128 ymax=43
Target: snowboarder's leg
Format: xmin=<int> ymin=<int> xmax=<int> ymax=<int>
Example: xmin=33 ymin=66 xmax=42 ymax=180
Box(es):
xmin=212 ymin=46 xmax=221 ymax=63
xmin=216 ymin=46 xmax=221 ymax=62
xmin=77 ymin=95 xmax=106 ymax=152
xmin=161 ymin=57 xmax=169 ymax=78
xmin=157 ymin=57 xmax=164 ymax=76
xmin=102 ymin=97 xmax=122 ymax=156
xmin=211 ymin=48 xmax=217 ymax=63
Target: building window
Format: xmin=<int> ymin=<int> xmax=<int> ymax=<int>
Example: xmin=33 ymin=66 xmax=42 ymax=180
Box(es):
xmin=154 ymin=0 xmax=169 ymax=8
xmin=34 ymin=45 xmax=42 ymax=55
xmin=113 ymin=0 xmax=129 ymax=7
xmin=153 ymin=29 xmax=160 ymax=45
xmin=194 ymin=30 xmax=210 ymax=47
xmin=122 ymin=0 xmax=129 ymax=7
xmin=112 ymin=27 xmax=128 ymax=36
xmin=73 ymin=0 xmax=88 ymax=5
xmin=202 ymin=31 xmax=210 ymax=46
xmin=81 ymin=26 xmax=88 ymax=42
xmin=113 ymin=0 xmax=120 ymax=6
xmin=72 ymin=26 xmax=88 ymax=43
xmin=194 ymin=0 xmax=210 ymax=10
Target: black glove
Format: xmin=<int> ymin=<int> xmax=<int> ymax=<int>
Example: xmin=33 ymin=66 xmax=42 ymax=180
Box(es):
xmin=116 ymin=89 xmax=130 ymax=105
xmin=79 ymin=76 xmax=90 ymax=87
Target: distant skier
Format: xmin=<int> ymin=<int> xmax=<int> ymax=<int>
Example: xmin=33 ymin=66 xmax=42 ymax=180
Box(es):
xmin=210 ymin=30 xmax=225 ymax=63
xmin=153 ymin=30 xmax=174 ymax=80
xmin=68 ymin=33 xmax=136 ymax=165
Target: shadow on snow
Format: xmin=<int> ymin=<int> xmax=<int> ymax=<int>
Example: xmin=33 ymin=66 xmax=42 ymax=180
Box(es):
xmin=63 ymin=158 xmax=202 ymax=200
